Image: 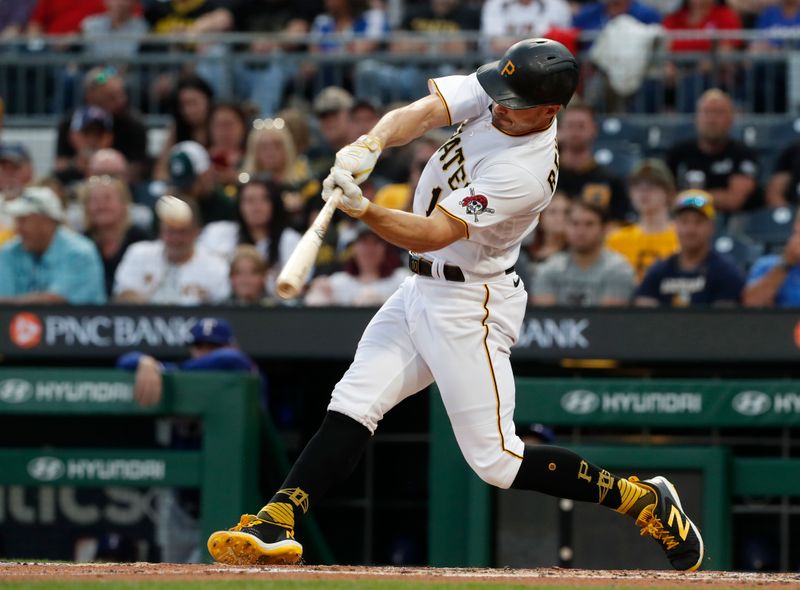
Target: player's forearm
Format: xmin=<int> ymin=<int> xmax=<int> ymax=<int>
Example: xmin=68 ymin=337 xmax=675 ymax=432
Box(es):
xmin=743 ymin=268 xmax=786 ymax=307
xmin=369 ymin=95 xmax=449 ymax=149
xmin=361 ymin=204 xmax=464 ymax=252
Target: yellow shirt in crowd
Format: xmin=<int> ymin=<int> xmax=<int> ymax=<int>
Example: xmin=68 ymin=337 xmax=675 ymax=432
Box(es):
xmin=606 ymin=224 xmax=679 ymax=282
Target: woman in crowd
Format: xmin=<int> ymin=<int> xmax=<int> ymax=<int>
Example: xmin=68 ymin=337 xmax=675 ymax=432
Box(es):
xmin=199 ymin=176 xmax=301 ymax=291
xmin=305 ymin=225 xmax=408 ymax=306
xmin=154 ymin=75 xmax=215 ymax=181
xmin=82 ymin=175 xmax=150 ymax=296
xmin=227 ymin=245 xmax=274 ymax=305
xmin=208 ymin=102 xmax=250 ymax=191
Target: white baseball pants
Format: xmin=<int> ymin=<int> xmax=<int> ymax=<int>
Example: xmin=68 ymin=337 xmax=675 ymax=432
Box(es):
xmin=328 ymin=273 xmax=528 ymax=489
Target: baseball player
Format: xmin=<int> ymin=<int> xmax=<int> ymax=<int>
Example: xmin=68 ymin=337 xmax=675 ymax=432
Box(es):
xmin=208 ymin=39 xmax=704 ymax=571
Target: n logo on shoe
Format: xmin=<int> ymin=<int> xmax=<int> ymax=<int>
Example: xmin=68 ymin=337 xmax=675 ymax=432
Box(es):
xmin=668 ymin=504 xmax=691 ymax=541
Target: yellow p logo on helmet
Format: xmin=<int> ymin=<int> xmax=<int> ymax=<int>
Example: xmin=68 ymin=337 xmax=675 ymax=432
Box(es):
xmin=501 ymin=60 xmax=516 ymax=77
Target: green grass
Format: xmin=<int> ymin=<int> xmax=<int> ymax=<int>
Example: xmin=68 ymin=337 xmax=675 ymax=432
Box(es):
xmin=0 ymin=582 xmax=745 ymax=590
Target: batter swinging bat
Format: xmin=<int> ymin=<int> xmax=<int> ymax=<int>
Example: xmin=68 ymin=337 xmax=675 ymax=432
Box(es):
xmin=276 ymin=188 xmax=343 ymax=300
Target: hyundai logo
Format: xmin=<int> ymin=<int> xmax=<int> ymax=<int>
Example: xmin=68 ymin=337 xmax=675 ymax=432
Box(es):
xmin=27 ymin=456 xmax=66 ymax=482
xmin=0 ymin=379 xmax=34 ymax=404
xmin=561 ymin=390 xmax=600 ymax=415
xmin=732 ymin=391 xmax=772 ymax=417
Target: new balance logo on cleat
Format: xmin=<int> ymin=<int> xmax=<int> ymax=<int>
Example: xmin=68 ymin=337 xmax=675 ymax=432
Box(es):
xmin=207 ymin=514 xmax=303 ymax=566
xmin=632 ymin=476 xmax=705 ymax=571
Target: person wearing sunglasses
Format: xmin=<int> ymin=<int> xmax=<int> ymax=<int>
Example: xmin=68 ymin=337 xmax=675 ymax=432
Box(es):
xmin=635 ymin=189 xmax=745 ymax=306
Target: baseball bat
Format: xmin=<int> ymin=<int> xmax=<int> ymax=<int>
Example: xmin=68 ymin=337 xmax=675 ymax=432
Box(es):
xmin=276 ymin=188 xmax=343 ymax=300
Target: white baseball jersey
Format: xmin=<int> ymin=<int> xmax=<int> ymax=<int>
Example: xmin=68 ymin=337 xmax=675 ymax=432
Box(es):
xmin=328 ymin=73 xmax=561 ymax=490
xmin=113 ymin=240 xmax=231 ymax=305
xmin=414 ymin=73 xmax=559 ymax=278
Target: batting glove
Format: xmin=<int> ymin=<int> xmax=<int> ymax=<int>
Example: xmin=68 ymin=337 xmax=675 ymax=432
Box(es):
xmin=334 ymin=134 xmax=383 ymax=184
xmin=322 ymin=167 xmax=370 ymax=218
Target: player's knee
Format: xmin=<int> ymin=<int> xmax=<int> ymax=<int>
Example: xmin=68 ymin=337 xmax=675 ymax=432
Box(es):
xmin=465 ymin=454 xmax=516 ymax=489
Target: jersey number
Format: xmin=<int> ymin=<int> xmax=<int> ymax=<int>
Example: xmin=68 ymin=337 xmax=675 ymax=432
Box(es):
xmin=426 ymin=186 xmax=443 ymax=217
xmin=547 ymin=149 xmax=560 ymax=193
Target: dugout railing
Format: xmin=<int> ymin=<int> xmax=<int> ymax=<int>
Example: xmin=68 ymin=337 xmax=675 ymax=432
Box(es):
xmin=429 ymin=378 xmax=800 ymax=571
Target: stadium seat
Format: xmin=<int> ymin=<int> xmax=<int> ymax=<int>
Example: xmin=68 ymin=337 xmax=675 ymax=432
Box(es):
xmin=593 ymin=141 xmax=642 ymax=177
xmin=735 ymin=117 xmax=800 ymax=151
xmin=727 ymin=207 xmax=796 ymax=254
xmin=713 ymin=233 xmax=764 ymax=272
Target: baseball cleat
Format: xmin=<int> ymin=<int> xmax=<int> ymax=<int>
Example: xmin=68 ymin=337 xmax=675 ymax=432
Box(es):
xmin=207 ymin=514 xmax=303 ymax=565
xmin=631 ymin=476 xmax=705 ymax=571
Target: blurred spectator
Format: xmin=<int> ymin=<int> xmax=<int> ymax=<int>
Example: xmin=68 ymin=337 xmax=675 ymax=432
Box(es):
xmin=55 ymin=106 xmax=115 ymax=188
xmin=116 ymin=316 xmax=261 ymax=562
xmin=572 ymin=0 xmax=661 ymax=31
xmin=309 ymin=0 xmax=391 ymax=92
xmin=750 ymin=0 xmax=800 ymax=113
xmin=373 ymin=134 xmax=444 ymax=211
xmin=556 ymin=100 xmax=632 ymax=224
xmin=518 ymin=190 xmax=570 ymax=291
xmin=81 ymin=0 xmax=149 ymax=58
xmin=208 ymin=102 xmax=250 ymax=192
xmin=662 ymin=0 xmax=742 ymax=110
xmin=481 ymin=0 xmax=572 ymax=55
xmin=356 ymin=0 xmax=480 ymax=102
xmin=531 ymin=201 xmax=636 ymax=306
xmin=113 ymin=196 xmax=230 ymax=304
xmin=154 ymin=75 xmax=214 ymax=181
xmin=241 ymin=119 xmax=313 ymax=190
xmin=766 ymin=138 xmax=800 ymax=207
xmin=305 ymin=224 xmax=408 ymax=306
xmin=26 ymin=0 xmax=105 ymax=34
xmin=0 ymin=186 xmax=106 ymax=304
xmin=307 ymin=87 xmax=355 ymax=178
xmin=198 ymin=177 xmax=301 ymax=285
xmin=88 ymin=147 xmax=128 ymax=180
xmin=82 ymin=175 xmax=150 ymax=296
xmin=752 ymin=0 xmax=800 ymax=47
xmin=348 ymin=98 xmax=409 ymax=185
xmin=56 ymin=67 xmax=149 ymax=183
xmin=743 ymin=209 xmax=800 ymax=307
xmin=168 ymin=141 xmax=237 ymax=224
xmin=0 ymin=143 xmax=34 ymax=201
xmin=228 ymin=244 xmax=273 ymax=305
xmin=639 ymin=0 xmax=682 ymax=16
xmin=635 ymin=190 xmax=744 ymax=306
xmin=606 ymin=160 xmax=679 ymax=282
xmin=0 ymin=0 xmax=37 ymax=37
xmin=143 ymin=0 xmax=235 ymax=34
xmin=665 ymin=89 xmax=760 ymax=213
xmin=349 ymin=99 xmax=382 ymax=142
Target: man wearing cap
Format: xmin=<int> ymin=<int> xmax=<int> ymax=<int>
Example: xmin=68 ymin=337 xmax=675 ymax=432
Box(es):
xmin=117 ymin=317 xmax=262 ymax=562
xmin=635 ymin=190 xmax=745 ymax=306
xmin=0 ymin=142 xmax=34 ymax=246
xmin=55 ymin=67 xmax=148 ymax=182
xmin=308 ymin=88 xmax=356 ymax=179
xmin=743 ymin=209 xmax=800 ymax=308
xmin=113 ymin=197 xmax=230 ymax=304
xmin=168 ymin=141 xmax=237 ymax=225
xmin=606 ymin=159 xmax=679 ymax=281
xmin=55 ymin=106 xmax=115 ymax=188
xmin=0 ymin=186 xmax=106 ymax=304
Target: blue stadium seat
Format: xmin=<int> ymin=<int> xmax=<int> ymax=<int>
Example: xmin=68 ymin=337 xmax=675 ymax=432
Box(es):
xmin=735 ymin=117 xmax=800 ymax=151
xmin=713 ymin=233 xmax=764 ymax=272
xmin=728 ymin=207 xmax=796 ymax=254
xmin=593 ymin=141 xmax=642 ymax=178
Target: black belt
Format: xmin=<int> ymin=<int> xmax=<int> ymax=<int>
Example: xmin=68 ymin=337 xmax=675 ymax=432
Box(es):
xmin=408 ymin=254 xmax=514 ymax=283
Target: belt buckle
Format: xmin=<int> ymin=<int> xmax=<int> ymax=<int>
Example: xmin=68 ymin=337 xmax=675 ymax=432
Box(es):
xmin=409 ymin=256 xmax=420 ymax=274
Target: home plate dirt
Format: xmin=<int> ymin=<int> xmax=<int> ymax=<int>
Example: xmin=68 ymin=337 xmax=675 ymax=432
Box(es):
xmin=1 ymin=563 xmax=800 ymax=587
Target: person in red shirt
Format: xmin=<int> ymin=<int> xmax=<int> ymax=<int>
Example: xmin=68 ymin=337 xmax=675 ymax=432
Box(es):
xmin=26 ymin=0 xmax=106 ymax=35
xmin=662 ymin=0 xmax=742 ymax=111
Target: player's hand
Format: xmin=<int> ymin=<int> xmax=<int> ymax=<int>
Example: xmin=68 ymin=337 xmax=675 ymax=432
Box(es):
xmin=134 ymin=355 xmax=163 ymax=407
xmin=333 ymin=134 xmax=383 ymax=184
xmin=322 ymin=167 xmax=370 ymax=218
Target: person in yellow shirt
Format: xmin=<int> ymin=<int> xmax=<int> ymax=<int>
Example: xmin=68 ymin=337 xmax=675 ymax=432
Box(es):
xmin=606 ymin=159 xmax=679 ymax=282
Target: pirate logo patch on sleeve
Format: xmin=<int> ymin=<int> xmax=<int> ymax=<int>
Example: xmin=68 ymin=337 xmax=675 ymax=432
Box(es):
xmin=459 ymin=188 xmax=495 ymax=222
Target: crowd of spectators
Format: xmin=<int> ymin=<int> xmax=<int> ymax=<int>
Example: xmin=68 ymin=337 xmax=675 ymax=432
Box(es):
xmin=2 ymin=1 xmax=800 ymax=309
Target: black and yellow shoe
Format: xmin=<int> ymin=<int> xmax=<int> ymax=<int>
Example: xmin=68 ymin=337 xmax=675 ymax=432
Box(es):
xmin=632 ymin=476 xmax=705 ymax=572
xmin=207 ymin=514 xmax=303 ymax=565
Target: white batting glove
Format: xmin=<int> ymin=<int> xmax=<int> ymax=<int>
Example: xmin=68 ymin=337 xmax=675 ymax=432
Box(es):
xmin=334 ymin=134 xmax=383 ymax=184
xmin=322 ymin=167 xmax=370 ymax=218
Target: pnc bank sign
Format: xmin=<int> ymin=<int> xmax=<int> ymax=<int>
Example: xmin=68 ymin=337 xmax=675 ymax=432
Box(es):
xmin=8 ymin=312 xmax=196 ymax=350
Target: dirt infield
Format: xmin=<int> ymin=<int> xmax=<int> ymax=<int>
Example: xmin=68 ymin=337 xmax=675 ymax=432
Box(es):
xmin=1 ymin=563 xmax=800 ymax=588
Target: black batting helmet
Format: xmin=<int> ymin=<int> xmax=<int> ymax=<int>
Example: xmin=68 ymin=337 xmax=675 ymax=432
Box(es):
xmin=477 ymin=39 xmax=579 ymax=109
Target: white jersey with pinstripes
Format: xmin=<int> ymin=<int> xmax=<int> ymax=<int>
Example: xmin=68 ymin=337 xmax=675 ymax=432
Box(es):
xmin=415 ymin=72 xmax=559 ymax=278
